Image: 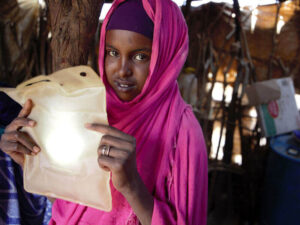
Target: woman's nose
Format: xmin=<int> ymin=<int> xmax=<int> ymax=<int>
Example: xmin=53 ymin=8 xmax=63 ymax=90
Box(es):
xmin=118 ymin=58 xmax=132 ymax=77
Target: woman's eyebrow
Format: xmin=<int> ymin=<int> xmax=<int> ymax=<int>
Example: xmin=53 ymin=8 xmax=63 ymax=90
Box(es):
xmin=132 ymin=48 xmax=152 ymax=53
xmin=105 ymin=45 xmax=117 ymax=50
xmin=105 ymin=45 xmax=151 ymax=53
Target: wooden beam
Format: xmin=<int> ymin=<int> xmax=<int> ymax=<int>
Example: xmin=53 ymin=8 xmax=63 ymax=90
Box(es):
xmin=46 ymin=0 xmax=104 ymax=71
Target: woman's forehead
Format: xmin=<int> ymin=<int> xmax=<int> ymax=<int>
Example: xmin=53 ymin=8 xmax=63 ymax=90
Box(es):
xmin=105 ymin=30 xmax=152 ymax=49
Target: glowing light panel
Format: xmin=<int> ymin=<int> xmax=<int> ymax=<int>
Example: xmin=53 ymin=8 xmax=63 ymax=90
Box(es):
xmin=44 ymin=113 xmax=85 ymax=167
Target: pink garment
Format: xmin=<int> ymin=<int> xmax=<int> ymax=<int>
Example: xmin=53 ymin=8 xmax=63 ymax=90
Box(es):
xmin=49 ymin=0 xmax=207 ymax=224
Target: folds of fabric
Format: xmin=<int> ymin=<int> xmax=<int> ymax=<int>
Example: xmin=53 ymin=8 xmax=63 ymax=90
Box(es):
xmin=50 ymin=0 xmax=207 ymax=224
xmin=99 ymin=0 xmax=189 ymax=193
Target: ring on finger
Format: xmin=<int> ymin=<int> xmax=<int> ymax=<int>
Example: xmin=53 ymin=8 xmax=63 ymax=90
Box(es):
xmin=101 ymin=145 xmax=111 ymax=157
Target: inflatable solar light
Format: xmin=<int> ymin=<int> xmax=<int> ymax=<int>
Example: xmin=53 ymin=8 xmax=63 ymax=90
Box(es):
xmin=1 ymin=66 xmax=112 ymax=211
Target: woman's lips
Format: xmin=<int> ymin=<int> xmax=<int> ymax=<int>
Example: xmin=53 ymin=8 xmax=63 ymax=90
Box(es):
xmin=114 ymin=80 xmax=136 ymax=92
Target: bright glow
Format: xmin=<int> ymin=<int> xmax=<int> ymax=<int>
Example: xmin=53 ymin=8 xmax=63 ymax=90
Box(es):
xmin=233 ymin=154 xmax=242 ymax=165
xmin=251 ymin=9 xmax=258 ymax=33
xmin=259 ymin=137 xmax=267 ymax=146
xmin=249 ymin=107 xmax=258 ymax=118
xmin=276 ymin=16 xmax=285 ymax=34
xmin=99 ymin=1 xmax=278 ymax=20
xmin=100 ymin=3 xmax=112 ymax=21
xmin=192 ymin=0 xmax=206 ymax=7
xmin=232 ymin=13 xmax=236 ymax=18
xmin=296 ymin=94 xmax=300 ymax=110
xmin=190 ymin=0 xmax=277 ymax=8
xmin=173 ymin=0 xmax=185 ymax=6
xmin=44 ymin=113 xmax=85 ymax=167
xmin=210 ymin=123 xmax=225 ymax=160
xmin=211 ymin=82 xmax=233 ymax=103
xmin=38 ymin=0 xmax=46 ymax=8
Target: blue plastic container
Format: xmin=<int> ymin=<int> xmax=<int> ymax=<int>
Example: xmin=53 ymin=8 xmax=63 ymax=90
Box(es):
xmin=261 ymin=134 xmax=300 ymax=225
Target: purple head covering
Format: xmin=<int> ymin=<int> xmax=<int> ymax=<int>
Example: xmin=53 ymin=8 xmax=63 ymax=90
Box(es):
xmin=106 ymin=0 xmax=154 ymax=40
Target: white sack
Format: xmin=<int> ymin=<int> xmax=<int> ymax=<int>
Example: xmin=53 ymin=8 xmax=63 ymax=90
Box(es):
xmin=2 ymin=66 xmax=112 ymax=211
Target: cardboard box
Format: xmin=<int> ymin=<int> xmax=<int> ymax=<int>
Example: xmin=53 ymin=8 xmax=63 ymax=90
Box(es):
xmin=246 ymin=77 xmax=300 ymax=137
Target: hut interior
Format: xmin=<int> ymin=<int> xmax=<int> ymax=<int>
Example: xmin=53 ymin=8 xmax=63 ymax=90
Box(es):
xmin=0 ymin=0 xmax=300 ymax=225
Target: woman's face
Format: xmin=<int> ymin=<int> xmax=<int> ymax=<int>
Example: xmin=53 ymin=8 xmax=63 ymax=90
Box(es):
xmin=105 ymin=29 xmax=152 ymax=102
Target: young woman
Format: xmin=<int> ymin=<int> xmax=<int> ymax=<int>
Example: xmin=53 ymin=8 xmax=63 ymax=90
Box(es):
xmin=0 ymin=0 xmax=207 ymax=224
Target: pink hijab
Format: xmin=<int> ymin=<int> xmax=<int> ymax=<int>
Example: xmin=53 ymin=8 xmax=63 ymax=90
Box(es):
xmin=99 ymin=0 xmax=189 ymax=192
xmin=50 ymin=0 xmax=195 ymax=224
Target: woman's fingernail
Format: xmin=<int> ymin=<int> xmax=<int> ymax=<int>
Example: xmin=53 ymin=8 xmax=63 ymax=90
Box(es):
xmin=33 ymin=146 xmax=40 ymax=153
xmin=29 ymin=121 xmax=36 ymax=126
xmin=85 ymin=123 xmax=91 ymax=128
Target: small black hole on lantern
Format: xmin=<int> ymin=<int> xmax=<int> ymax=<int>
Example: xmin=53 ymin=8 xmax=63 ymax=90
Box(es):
xmin=80 ymin=72 xmax=87 ymax=77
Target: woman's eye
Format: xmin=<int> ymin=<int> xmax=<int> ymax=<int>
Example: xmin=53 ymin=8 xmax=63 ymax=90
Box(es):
xmin=134 ymin=53 xmax=148 ymax=61
xmin=107 ymin=50 xmax=118 ymax=57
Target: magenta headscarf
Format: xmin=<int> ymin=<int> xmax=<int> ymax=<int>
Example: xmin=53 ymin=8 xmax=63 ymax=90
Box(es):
xmin=99 ymin=0 xmax=189 ymax=192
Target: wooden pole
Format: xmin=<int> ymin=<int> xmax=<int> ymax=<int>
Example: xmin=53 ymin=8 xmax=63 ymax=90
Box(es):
xmin=223 ymin=0 xmax=242 ymax=164
xmin=46 ymin=0 xmax=104 ymax=71
xmin=267 ymin=2 xmax=282 ymax=79
xmin=183 ymin=0 xmax=192 ymax=18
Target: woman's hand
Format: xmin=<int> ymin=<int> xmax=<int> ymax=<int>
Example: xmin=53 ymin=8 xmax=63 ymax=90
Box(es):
xmin=86 ymin=123 xmax=154 ymax=225
xmin=85 ymin=123 xmax=139 ymax=194
xmin=0 ymin=99 xmax=40 ymax=167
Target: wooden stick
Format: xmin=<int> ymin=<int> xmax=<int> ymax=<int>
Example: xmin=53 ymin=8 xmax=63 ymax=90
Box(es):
xmin=46 ymin=0 xmax=104 ymax=71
